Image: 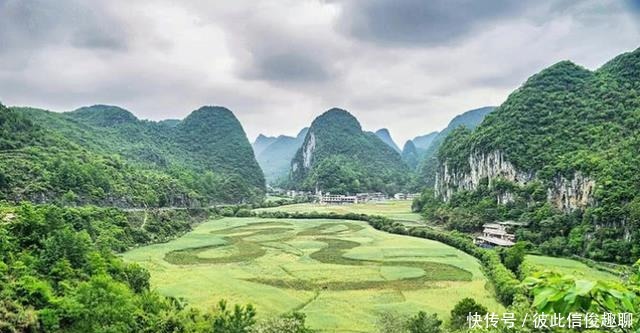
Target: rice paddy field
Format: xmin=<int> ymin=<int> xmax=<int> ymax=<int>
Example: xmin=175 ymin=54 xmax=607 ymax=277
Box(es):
xmin=123 ymin=217 xmax=503 ymax=332
xmin=256 ymin=200 xmax=423 ymax=223
xmin=525 ymin=255 xmax=619 ymax=281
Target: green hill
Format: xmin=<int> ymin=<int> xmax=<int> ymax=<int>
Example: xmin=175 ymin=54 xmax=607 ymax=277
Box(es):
xmin=414 ymin=106 xmax=495 ymax=187
xmin=255 ymin=128 xmax=308 ymax=184
xmin=289 ymin=108 xmax=409 ymax=194
xmin=428 ymin=48 xmax=640 ymax=263
xmin=401 ymin=140 xmax=420 ymax=170
xmin=3 ymin=104 xmax=265 ymax=206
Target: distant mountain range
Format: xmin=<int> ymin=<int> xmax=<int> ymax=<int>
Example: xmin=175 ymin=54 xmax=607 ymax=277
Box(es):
xmin=374 ymin=128 xmax=401 ymax=153
xmin=401 ymin=131 xmax=439 ymax=169
xmin=253 ymin=128 xmax=308 ymax=184
xmin=253 ymin=134 xmax=279 ymax=156
xmin=415 ymin=106 xmax=496 ymax=187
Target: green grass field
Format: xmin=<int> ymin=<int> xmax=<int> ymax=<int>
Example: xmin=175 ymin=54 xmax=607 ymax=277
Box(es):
xmin=123 ymin=217 xmax=502 ymax=332
xmin=525 ymin=255 xmax=619 ymax=281
xmin=257 ymin=201 xmax=423 ymax=224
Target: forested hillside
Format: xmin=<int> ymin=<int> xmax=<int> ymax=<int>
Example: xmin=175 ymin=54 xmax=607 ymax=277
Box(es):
xmin=2 ymin=105 xmax=265 ymax=206
xmin=419 ymin=48 xmax=640 ymax=263
xmin=414 ymin=106 xmax=495 ymax=187
xmin=289 ymin=108 xmax=410 ymax=194
xmin=254 ymin=128 xmax=308 ymax=184
xmin=411 ymin=132 xmax=439 ymax=152
xmin=401 ymin=140 xmax=420 ymax=169
xmin=401 ymin=132 xmax=438 ymax=170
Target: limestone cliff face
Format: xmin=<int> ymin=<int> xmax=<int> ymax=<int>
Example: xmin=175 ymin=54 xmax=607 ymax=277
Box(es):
xmin=547 ymin=173 xmax=595 ymax=211
xmin=435 ymin=150 xmax=595 ymax=212
xmin=302 ymin=132 xmax=316 ymax=169
xmin=291 ymin=131 xmax=316 ymax=174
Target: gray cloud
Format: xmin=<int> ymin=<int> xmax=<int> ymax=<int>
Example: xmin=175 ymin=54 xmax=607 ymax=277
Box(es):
xmin=0 ymin=0 xmax=129 ymax=53
xmin=337 ymin=0 xmax=527 ymax=46
xmin=0 ymin=0 xmax=638 ymax=145
xmin=244 ymin=51 xmax=332 ymax=83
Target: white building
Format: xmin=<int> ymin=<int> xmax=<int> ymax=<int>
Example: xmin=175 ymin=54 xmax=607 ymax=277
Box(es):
xmin=475 ymin=222 xmax=518 ymax=247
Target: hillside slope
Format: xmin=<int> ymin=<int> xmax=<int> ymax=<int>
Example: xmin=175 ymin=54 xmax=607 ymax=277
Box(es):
xmin=374 ymin=128 xmax=401 ymax=153
xmin=8 ymin=105 xmax=265 ymax=206
xmin=415 ymin=106 xmax=495 ymax=187
xmin=432 ymin=48 xmax=640 ymax=262
xmin=289 ymin=108 xmax=409 ymax=194
xmin=255 ymin=128 xmax=308 ymax=184
xmin=402 ymin=131 xmax=439 ymax=169
xmin=252 ymin=134 xmax=278 ymax=156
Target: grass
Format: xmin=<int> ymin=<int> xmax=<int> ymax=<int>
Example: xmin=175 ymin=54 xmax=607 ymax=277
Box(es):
xmin=256 ymin=200 xmax=424 ymax=223
xmin=525 ymin=255 xmax=619 ymax=281
xmin=123 ymin=217 xmax=503 ymax=332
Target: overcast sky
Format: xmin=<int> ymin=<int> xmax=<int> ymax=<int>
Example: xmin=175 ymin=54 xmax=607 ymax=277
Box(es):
xmin=1 ymin=0 xmax=639 ymax=145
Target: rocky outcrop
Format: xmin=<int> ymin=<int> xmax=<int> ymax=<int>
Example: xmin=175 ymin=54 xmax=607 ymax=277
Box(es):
xmin=435 ymin=151 xmax=533 ymax=201
xmin=302 ymin=132 xmax=316 ymax=169
xmin=436 ymin=150 xmax=595 ymax=212
xmin=547 ymin=173 xmax=595 ymax=211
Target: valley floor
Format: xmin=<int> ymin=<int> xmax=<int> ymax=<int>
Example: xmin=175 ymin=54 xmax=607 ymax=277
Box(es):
xmin=257 ymin=200 xmax=424 ymax=224
xmin=122 ymin=216 xmax=502 ymax=333
xmin=525 ymin=255 xmax=619 ymax=282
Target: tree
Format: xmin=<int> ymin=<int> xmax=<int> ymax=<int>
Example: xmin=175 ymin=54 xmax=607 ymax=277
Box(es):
xmin=501 ymin=241 xmax=526 ymax=274
xmin=212 ymin=300 xmax=256 ymax=333
xmin=450 ymin=298 xmax=488 ymax=329
xmin=250 ymin=312 xmax=314 ymax=333
xmin=65 ymin=274 xmax=137 ymax=333
xmin=524 ymin=266 xmax=639 ymax=316
xmin=406 ymin=311 xmax=442 ymax=333
xmin=375 ymin=312 xmax=409 ymax=333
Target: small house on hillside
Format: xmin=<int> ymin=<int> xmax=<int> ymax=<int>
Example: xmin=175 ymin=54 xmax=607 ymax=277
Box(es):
xmin=475 ymin=221 xmax=523 ymax=247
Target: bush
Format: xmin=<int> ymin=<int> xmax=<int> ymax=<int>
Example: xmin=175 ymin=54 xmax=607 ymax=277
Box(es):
xmin=450 ymin=298 xmax=488 ymax=329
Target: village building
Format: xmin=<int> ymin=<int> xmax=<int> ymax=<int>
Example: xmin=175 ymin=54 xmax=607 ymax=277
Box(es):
xmin=475 ymin=221 xmax=522 ymax=247
xmin=393 ymin=193 xmax=421 ymax=200
xmin=318 ymin=194 xmax=359 ymax=204
xmin=356 ymin=192 xmax=387 ymax=202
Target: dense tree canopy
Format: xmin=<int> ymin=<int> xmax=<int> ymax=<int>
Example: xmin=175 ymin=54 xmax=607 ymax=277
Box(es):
xmin=2 ymin=104 xmax=265 ymax=206
xmin=420 ymin=47 xmax=640 ymax=263
xmin=289 ymin=108 xmax=410 ymax=194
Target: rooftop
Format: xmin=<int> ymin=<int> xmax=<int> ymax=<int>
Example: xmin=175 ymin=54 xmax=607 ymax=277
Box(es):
xmin=477 ymin=236 xmax=515 ymax=247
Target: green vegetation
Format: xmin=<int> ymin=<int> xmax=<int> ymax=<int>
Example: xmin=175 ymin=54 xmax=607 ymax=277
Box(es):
xmin=420 ymin=48 xmax=640 ymax=264
xmin=401 ymin=140 xmax=420 ymax=170
xmin=374 ymin=311 xmax=444 ymax=333
xmin=123 ymin=217 xmax=503 ymax=332
xmin=4 ymin=104 xmax=265 ymax=206
xmin=256 ymin=201 xmax=423 ymax=223
xmin=374 ymin=128 xmax=401 ymax=153
xmin=0 ymin=202 xmax=322 ymax=332
xmin=449 ymin=298 xmax=488 ymax=329
xmin=524 ymin=255 xmax=620 ymax=282
xmin=523 ymin=262 xmax=639 ymax=328
xmin=413 ymin=106 xmax=495 ymax=189
xmin=289 ymin=108 xmax=410 ymax=194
